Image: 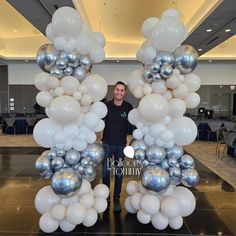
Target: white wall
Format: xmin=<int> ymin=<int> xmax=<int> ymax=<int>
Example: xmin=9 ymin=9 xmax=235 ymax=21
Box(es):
xmin=8 ymin=61 xmax=236 ymax=85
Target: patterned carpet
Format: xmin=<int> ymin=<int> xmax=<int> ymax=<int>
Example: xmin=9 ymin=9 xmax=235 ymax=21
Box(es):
xmin=185 ymin=141 xmax=236 ymax=188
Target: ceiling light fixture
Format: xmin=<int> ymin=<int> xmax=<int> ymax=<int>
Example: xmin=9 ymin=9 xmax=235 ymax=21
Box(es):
xmin=116 ymin=60 xmax=119 ymax=63
xmin=206 ymin=28 xmax=212 ymax=32
xmin=225 ymin=28 xmax=231 ymax=32
xmin=230 ymin=85 xmax=235 ymax=90
xmin=208 ymin=60 xmax=212 ymax=62
xmin=198 ymin=48 xmax=203 ymax=51
xmin=13 ymin=29 xmax=18 ymax=33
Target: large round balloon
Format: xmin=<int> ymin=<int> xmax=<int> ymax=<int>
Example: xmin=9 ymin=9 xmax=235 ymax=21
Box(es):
xmin=33 ymin=118 xmax=62 ymax=148
xmin=138 ymin=94 xmax=169 ymax=122
xmin=174 ymin=45 xmax=198 ymax=74
xmin=49 ymin=95 xmax=81 ymax=124
xmin=36 ymin=44 xmax=59 ymax=72
xmin=167 ymin=117 xmax=197 ymax=146
xmin=81 ymin=74 xmax=107 ymax=102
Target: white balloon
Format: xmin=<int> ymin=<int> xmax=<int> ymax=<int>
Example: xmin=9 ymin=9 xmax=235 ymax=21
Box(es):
xmin=63 ymin=124 xmax=79 ymax=138
xmin=160 ymin=130 xmax=174 ymax=142
xmin=162 ymin=115 xmax=172 ymax=125
xmin=73 ymin=140 xmax=87 ymax=151
xmin=144 ymin=134 xmax=155 ymax=145
xmin=78 ymin=84 xmax=88 ymax=94
xmin=151 ymin=212 xmax=168 ymax=230
xmin=86 ymin=132 xmax=97 ymax=144
xmin=73 ymin=91 xmax=82 ymax=100
xmin=93 ymin=197 xmax=108 ymax=213
xmin=47 ymin=76 xmax=60 ymax=89
xmin=171 ymin=186 xmax=196 ymax=217
xmin=173 ymin=84 xmax=189 ymax=99
xmin=50 ymin=96 xmax=81 ymax=124
xmin=184 ymin=92 xmax=200 ymax=108
xmin=150 ymin=123 xmax=166 ymax=139
xmin=76 ymin=32 xmax=94 ymax=54
xmin=90 ymin=45 xmax=105 ymax=63
xmin=143 ymin=46 xmax=156 ymax=64
xmin=167 ymin=117 xmax=197 ymax=146
xmin=51 ymin=204 xmax=67 ymax=221
xmin=161 ymin=197 xmax=180 ymax=218
xmin=123 ymin=146 xmax=135 ymax=158
xmin=138 ymin=181 xmax=148 ymax=194
xmin=143 ymin=83 xmax=152 ymax=95
xmin=39 ymin=212 xmax=59 ymax=233
xmin=126 ymin=181 xmax=139 ymax=195
xmin=35 ymin=185 xmax=61 ymax=214
xmin=169 ymin=215 xmax=183 ymax=229
xmin=83 ymin=112 xmax=100 ymax=129
xmin=137 ymin=210 xmax=151 ymax=224
xmin=83 ymin=208 xmax=98 ymax=227
xmin=133 ymin=129 xmax=144 ymax=140
xmin=151 ymin=80 xmax=167 ymax=94
xmin=93 ymin=32 xmax=106 ymax=47
xmin=141 ymin=17 xmax=159 ymax=38
xmin=60 ymin=76 xmax=80 ymax=95
xmin=45 ymin=23 xmax=54 ymax=41
xmin=77 ymin=179 xmax=92 ymax=196
xmin=138 ymin=94 xmax=169 ymax=122
xmin=162 ymin=8 xmax=181 ymax=19
xmin=160 ymin=184 xmax=175 ymax=197
xmin=52 ymin=7 xmax=83 ymax=38
xmin=34 ymin=72 xmax=49 ymax=91
xmin=168 ymin=98 xmax=186 ymax=119
xmin=94 ymin=184 xmax=110 ymax=199
xmin=94 ymin=120 xmax=105 ymax=132
xmin=36 ymin=91 xmax=53 ymax=108
xmin=134 ymin=86 xmax=144 ymax=99
xmin=80 ymin=193 xmax=95 ymax=209
xmin=127 ymin=70 xmax=145 ymax=93
xmin=81 ymin=74 xmax=107 ymax=102
xmin=55 ymin=87 xmax=64 ymax=96
xmin=162 ymin=89 xmax=173 ymax=101
xmin=140 ymin=194 xmax=160 ymax=215
xmin=60 ymin=219 xmax=76 ymax=232
xmin=166 ymin=75 xmax=180 ymax=89
xmin=81 ymin=94 xmax=93 ymax=106
xmin=184 ymin=73 xmax=201 ymax=92
xmin=128 ymin=109 xmax=141 ymax=126
xmin=90 ymin=102 xmax=108 ymax=119
xmin=33 ymin=118 xmax=62 ymax=148
xmin=131 ymin=192 xmax=143 ymax=210
xmin=124 ymin=196 xmax=137 ymax=214
xmin=66 ymin=202 xmax=86 ymax=225
xmin=54 ymin=37 xmax=66 ymax=51
xmin=81 ymin=105 xmax=91 ymax=113
xmin=61 ymin=195 xmax=79 ymax=206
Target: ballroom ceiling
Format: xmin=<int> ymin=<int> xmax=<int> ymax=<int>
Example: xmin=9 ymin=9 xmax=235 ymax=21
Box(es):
xmin=0 ymin=0 xmax=235 ymax=61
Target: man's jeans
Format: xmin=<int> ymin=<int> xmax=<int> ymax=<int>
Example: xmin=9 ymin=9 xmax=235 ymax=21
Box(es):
xmin=102 ymin=143 xmax=125 ymax=199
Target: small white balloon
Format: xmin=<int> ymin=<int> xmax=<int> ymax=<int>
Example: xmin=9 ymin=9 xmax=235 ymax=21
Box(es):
xmin=47 ymin=76 xmax=60 ymax=89
xmin=60 ymin=76 xmax=80 ymax=95
xmin=184 ymin=92 xmax=200 ymax=109
xmin=133 ymin=129 xmax=144 ymax=140
xmin=34 ymin=72 xmax=49 ymax=91
xmin=126 ymin=180 xmax=139 ymax=195
xmin=124 ymin=146 xmax=135 ymax=159
xmin=83 ymin=208 xmax=98 ymax=227
xmin=137 ymin=210 xmax=151 ymax=224
xmin=80 ymin=193 xmax=95 ymax=209
xmin=36 ymin=91 xmax=53 ymax=108
xmin=39 ymin=212 xmax=59 ymax=233
xmin=51 ymin=204 xmax=67 ymax=221
xmin=173 ymin=84 xmax=189 ymax=99
xmin=184 ymin=73 xmax=201 ymax=92
xmin=77 ymin=179 xmax=92 ymax=196
xmin=83 ymin=112 xmax=100 ymax=129
xmin=151 ymin=212 xmax=168 ymax=230
xmin=125 ymin=196 xmax=137 ymax=214
xmin=54 ymin=87 xmax=64 ymax=96
xmin=94 ymin=184 xmax=110 ymax=199
xmin=169 ymin=215 xmax=183 ymax=229
xmin=151 ymin=80 xmax=167 ymax=94
xmin=161 ymin=197 xmax=180 ymax=218
xmin=140 ymin=194 xmax=160 ymax=215
xmin=66 ymin=202 xmax=87 ymax=225
xmin=60 ymin=219 xmax=76 ymax=232
xmin=131 ymin=192 xmax=143 ymax=210
xmin=93 ymin=197 xmax=108 ymax=213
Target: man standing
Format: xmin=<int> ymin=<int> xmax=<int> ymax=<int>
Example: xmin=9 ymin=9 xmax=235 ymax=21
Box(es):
xmin=102 ymin=81 xmax=133 ymax=213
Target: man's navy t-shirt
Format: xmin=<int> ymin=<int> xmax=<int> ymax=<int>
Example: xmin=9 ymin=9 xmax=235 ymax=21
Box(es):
xmin=102 ymin=100 xmax=133 ymax=145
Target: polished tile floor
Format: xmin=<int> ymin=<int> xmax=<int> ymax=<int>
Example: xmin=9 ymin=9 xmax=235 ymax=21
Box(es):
xmin=0 ymin=146 xmax=236 ymax=236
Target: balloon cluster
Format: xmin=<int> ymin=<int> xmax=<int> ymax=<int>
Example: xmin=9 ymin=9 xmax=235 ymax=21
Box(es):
xmin=125 ymin=8 xmax=200 ymax=230
xmin=35 ymin=181 xmax=109 ymax=233
xmin=33 ymin=7 xmax=109 ymax=233
xmin=125 ymin=181 xmax=196 ymax=230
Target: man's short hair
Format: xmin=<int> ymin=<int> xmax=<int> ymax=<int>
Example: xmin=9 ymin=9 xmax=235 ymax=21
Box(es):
xmin=114 ymin=81 xmax=127 ymax=90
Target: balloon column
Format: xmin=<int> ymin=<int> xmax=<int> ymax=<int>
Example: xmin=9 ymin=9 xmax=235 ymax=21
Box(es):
xmin=124 ymin=8 xmax=200 ymax=230
xmin=33 ymin=7 xmax=109 ymax=233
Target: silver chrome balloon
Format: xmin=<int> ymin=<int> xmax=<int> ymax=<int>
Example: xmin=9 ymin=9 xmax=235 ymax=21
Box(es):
xmin=146 ymin=145 xmax=166 ymax=164
xmin=73 ymin=66 xmax=87 ymax=82
xmin=169 ymin=166 xmax=181 ymax=179
xmin=168 ymin=156 xmax=178 ymax=167
xmin=153 ymin=73 xmax=162 ymax=82
xmin=154 ymin=51 xmax=175 ymax=65
xmin=160 ymin=158 xmax=170 ymax=170
xmin=80 ymin=55 xmax=93 ymax=71
xmin=47 ymin=150 xmax=57 ymax=160
xmin=143 ymin=68 xmax=154 ymax=83
xmin=64 ymin=66 xmax=73 ymax=76
xmin=80 ymin=156 xmax=90 ymax=167
xmin=150 ymin=62 xmax=161 ymax=73
xmin=51 ymin=156 xmax=65 ymax=171
xmin=59 ymin=51 xmax=67 ymax=60
xmin=181 ymin=168 xmax=199 ymax=187
xmin=36 ymin=43 xmax=59 ymax=72
xmin=51 ymin=168 xmax=82 ymax=197
xmin=160 ymin=63 xmax=173 ymax=79
xmin=66 ymin=51 xmax=80 ymax=68
xmin=50 ymin=66 xmax=63 ymax=79
xmin=35 ymin=155 xmax=51 ymax=173
xmin=56 ymin=149 xmax=66 ymax=157
xmin=141 ymin=166 xmax=170 ymax=192
xmin=142 ymin=159 xmax=150 ymax=168
xmin=74 ymin=164 xmax=84 ymax=175
xmin=81 ymin=167 xmax=96 ymax=182
xmin=174 ymin=45 xmax=198 ymax=74
xmin=134 ymin=149 xmax=146 ymax=161
xmin=130 ymin=139 xmax=148 ymax=151
xmin=40 ymin=170 xmax=53 ymax=179
xmin=166 ymin=145 xmax=184 ymax=159
xmin=65 ymin=150 xmax=81 ymax=166
xmin=56 ymin=58 xmax=67 ymax=70
xmin=180 ymin=154 xmax=194 ymax=169
xmin=81 ymin=143 xmax=104 ymax=165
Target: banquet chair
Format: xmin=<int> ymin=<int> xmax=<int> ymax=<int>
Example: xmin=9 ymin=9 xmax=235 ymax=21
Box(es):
xmin=208 ymin=122 xmax=222 ymax=142
xmin=216 ymin=127 xmax=227 ymax=158
xmin=224 ymin=122 xmax=236 ymax=132
xmin=5 ymin=118 xmax=16 ymax=134
xmin=25 ymin=117 xmax=37 ymax=134
xmin=222 ymin=131 xmax=236 ymax=165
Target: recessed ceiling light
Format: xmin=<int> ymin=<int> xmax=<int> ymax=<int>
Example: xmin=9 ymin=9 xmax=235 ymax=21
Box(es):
xmin=206 ymin=28 xmax=212 ymax=32
xmin=208 ymin=60 xmax=212 ymax=62
xmin=225 ymin=28 xmax=231 ymax=32
xmin=220 ymin=86 xmax=222 ymax=88
xmin=116 ymin=60 xmax=119 ymax=63
xmin=198 ymin=48 xmax=203 ymax=51
xmin=25 ymin=59 xmax=29 ymax=62
xmin=13 ymin=29 xmax=18 ymax=33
